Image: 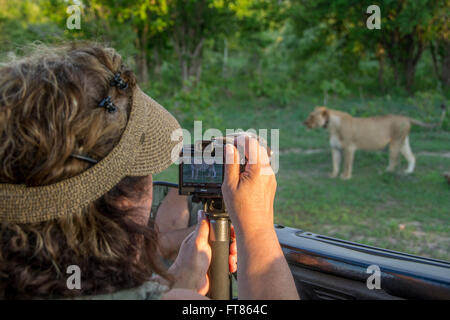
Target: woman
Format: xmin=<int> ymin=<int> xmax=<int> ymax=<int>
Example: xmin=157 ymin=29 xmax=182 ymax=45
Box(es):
xmin=0 ymin=43 xmax=298 ymax=300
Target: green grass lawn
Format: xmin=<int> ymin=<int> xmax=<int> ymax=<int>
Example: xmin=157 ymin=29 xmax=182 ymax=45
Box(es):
xmin=155 ymin=95 xmax=450 ymax=261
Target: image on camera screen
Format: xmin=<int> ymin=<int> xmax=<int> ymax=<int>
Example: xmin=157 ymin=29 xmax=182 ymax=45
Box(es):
xmin=182 ymin=159 xmax=223 ymax=185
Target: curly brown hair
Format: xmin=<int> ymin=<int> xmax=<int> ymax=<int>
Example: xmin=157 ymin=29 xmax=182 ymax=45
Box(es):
xmin=0 ymin=42 xmax=169 ymax=299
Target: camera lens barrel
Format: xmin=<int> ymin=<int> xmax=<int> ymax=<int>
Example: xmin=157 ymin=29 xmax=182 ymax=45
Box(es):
xmin=205 ymin=198 xmax=232 ymax=300
xmin=207 ymin=216 xmax=232 ymax=300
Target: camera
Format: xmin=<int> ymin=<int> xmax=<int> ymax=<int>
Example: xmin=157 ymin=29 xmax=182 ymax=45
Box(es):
xmin=179 ymin=140 xmax=225 ymax=198
xmin=178 ymin=133 xmax=271 ymax=199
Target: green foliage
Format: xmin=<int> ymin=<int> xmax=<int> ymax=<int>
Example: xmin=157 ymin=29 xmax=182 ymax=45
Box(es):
xmin=0 ymin=0 xmax=63 ymax=53
xmin=1 ymin=0 xmax=448 ymax=102
xmin=162 ymin=82 xmax=223 ymax=129
xmin=0 ymin=0 xmax=449 ymax=124
xmin=320 ymin=79 xmax=351 ymax=97
xmin=287 ymin=0 xmax=449 ymax=93
xmin=408 ymin=91 xmax=450 ymax=130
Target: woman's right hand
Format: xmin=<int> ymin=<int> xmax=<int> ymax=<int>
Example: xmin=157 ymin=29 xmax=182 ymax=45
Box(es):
xmin=220 ymin=136 xmax=299 ymax=300
xmin=221 ymin=137 xmax=277 ymax=237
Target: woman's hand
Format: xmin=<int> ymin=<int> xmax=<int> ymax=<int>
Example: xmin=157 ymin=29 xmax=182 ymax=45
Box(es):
xmin=219 ymin=136 xmax=299 ymax=300
xmin=168 ymin=210 xmax=237 ymax=295
xmin=221 ymin=137 xmax=277 ymax=237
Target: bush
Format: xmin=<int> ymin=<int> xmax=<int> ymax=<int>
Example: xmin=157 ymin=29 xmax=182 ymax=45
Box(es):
xmin=320 ymin=79 xmax=351 ymax=99
xmin=165 ymin=81 xmax=223 ymax=129
xmin=408 ymin=91 xmax=450 ymax=131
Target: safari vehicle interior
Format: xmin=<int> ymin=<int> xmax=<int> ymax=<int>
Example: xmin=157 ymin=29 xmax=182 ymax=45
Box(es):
xmin=154 ymin=181 xmax=450 ymax=300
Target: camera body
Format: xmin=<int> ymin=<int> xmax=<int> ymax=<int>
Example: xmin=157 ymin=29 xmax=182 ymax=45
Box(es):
xmin=179 ymin=140 xmax=224 ymax=198
xmin=179 ymin=133 xmax=268 ymax=199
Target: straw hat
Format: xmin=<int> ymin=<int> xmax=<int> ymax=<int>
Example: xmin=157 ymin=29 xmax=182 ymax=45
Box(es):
xmin=0 ymin=86 xmax=182 ymax=223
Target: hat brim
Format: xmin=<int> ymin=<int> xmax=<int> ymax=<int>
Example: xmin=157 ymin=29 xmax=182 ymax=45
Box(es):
xmin=0 ymin=86 xmax=182 ymax=223
xmin=130 ymin=88 xmax=182 ymax=176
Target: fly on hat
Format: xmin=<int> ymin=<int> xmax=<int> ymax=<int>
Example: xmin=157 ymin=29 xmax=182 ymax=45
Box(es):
xmin=0 ymin=73 xmax=182 ymax=224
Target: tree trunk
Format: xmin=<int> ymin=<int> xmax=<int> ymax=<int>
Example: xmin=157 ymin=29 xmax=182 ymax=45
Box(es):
xmin=443 ymin=43 xmax=450 ymax=88
xmin=383 ymin=29 xmax=424 ymax=94
xmin=137 ymin=52 xmax=149 ymax=84
xmin=174 ymin=32 xmax=204 ymax=90
xmin=189 ymin=38 xmax=204 ymax=84
xmin=172 ymin=0 xmax=206 ymax=91
xmin=405 ymin=31 xmax=424 ymax=93
xmin=430 ymin=41 xmax=440 ymax=80
xmin=153 ymin=49 xmax=162 ymax=77
xmin=223 ymin=38 xmax=228 ymax=77
xmin=404 ymin=62 xmax=417 ymax=94
xmin=430 ymin=39 xmax=450 ymax=89
xmin=135 ymin=25 xmax=149 ymax=84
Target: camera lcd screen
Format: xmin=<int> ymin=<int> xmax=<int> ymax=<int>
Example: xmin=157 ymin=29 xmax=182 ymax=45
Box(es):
xmin=182 ymin=159 xmax=223 ymax=186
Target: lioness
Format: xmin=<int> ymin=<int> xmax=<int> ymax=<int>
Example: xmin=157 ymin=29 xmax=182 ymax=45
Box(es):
xmin=304 ymin=105 xmax=447 ymax=179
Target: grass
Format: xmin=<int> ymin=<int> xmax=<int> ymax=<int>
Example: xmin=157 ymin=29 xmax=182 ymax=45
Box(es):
xmin=276 ymin=151 xmax=449 ymax=261
xmin=154 ymin=94 xmax=450 ymax=261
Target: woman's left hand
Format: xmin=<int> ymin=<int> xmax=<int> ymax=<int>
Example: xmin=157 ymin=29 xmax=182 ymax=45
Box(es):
xmin=168 ymin=210 xmax=237 ymax=295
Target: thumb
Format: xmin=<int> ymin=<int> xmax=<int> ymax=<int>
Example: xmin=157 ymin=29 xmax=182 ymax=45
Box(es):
xmin=223 ymin=144 xmax=240 ymax=190
xmin=193 ymin=210 xmax=210 ymax=244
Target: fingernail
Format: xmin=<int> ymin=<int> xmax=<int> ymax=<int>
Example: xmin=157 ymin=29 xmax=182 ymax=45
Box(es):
xmin=197 ymin=210 xmax=203 ymax=224
xmin=225 ymin=144 xmax=234 ymax=153
xmin=225 ymin=144 xmax=235 ymax=164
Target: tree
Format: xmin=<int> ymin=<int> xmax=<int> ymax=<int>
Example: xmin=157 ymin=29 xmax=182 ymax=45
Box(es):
xmin=288 ymin=0 xmax=448 ymax=94
xmin=169 ymin=0 xmax=237 ymax=89
xmin=88 ymin=0 xmax=171 ymax=84
xmin=375 ymin=0 xmax=442 ymax=93
xmin=429 ymin=1 xmax=450 ymax=89
xmin=0 ymin=0 xmax=63 ymax=54
xmin=90 ymin=0 xmax=239 ymax=89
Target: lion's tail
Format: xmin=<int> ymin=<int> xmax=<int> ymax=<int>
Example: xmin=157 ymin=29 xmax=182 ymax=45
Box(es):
xmin=410 ymin=104 xmax=447 ymax=128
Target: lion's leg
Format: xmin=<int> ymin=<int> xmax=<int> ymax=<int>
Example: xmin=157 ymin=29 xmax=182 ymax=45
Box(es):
xmin=400 ymin=136 xmax=415 ymax=174
xmin=340 ymin=146 xmax=355 ymax=180
xmin=386 ymin=141 xmax=401 ymax=172
xmin=330 ymin=148 xmax=341 ymax=178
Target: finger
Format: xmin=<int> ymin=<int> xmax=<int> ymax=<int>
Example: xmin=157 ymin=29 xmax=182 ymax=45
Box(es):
xmin=243 ymin=137 xmax=273 ymax=177
xmin=229 ymin=253 xmax=237 ymax=273
xmin=182 ymin=231 xmax=195 ymax=245
xmin=230 ymin=236 xmax=237 ymax=255
xmin=198 ymin=273 xmax=210 ymax=296
xmin=229 ymin=225 xmax=237 ymax=254
xmin=194 ymin=210 xmax=210 ymax=245
xmin=223 ymin=144 xmax=240 ymax=190
xmin=257 ymin=139 xmax=271 ymax=168
xmin=242 ymin=137 xmax=261 ymax=177
xmin=229 ymin=225 xmax=237 ymax=272
xmin=229 ymin=243 xmax=237 ymax=273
